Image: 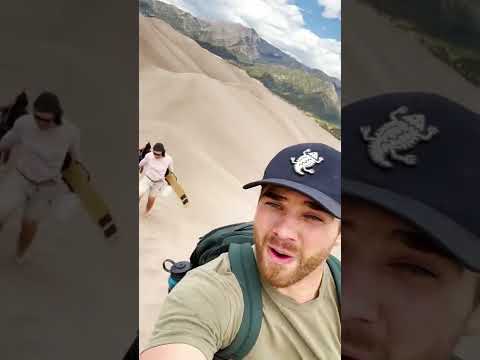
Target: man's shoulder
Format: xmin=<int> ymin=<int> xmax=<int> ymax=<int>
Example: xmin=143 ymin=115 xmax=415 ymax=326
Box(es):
xmin=180 ymin=253 xmax=242 ymax=297
xmin=189 ymin=252 xmax=234 ymax=281
xmin=147 ymin=253 xmax=244 ymax=358
xmin=166 ymin=252 xmax=244 ymax=323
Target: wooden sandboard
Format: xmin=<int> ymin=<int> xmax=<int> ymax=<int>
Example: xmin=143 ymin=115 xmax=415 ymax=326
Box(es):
xmin=62 ymin=161 xmax=117 ymax=238
xmin=165 ymin=171 xmax=189 ymax=206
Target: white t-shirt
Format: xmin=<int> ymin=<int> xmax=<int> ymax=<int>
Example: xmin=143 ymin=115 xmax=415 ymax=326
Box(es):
xmin=139 ymin=152 xmax=173 ymax=182
xmin=0 ymin=114 xmax=80 ymax=182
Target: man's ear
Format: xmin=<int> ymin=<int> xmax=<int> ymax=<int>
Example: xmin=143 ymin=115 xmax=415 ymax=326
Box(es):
xmin=331 ymin=220 xmax=341 ymax=248
xmin=334 ymin=219 xmax=341 ymax=246
xmin=462 ymin=275 xmax=480 ymax=336
xmin=334 ymin=232 xmax=341 ymax=247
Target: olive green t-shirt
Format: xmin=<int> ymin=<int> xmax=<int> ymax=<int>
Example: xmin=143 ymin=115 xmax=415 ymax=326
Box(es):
xmin=145 ymin=251 xmax=340 ymax=360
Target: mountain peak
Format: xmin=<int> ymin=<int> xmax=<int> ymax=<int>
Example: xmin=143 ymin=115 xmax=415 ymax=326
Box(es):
xmin=140 ymin=1 xmax=323 ymax=71
xmin=139 ymin=0 xmax=340 ymax=125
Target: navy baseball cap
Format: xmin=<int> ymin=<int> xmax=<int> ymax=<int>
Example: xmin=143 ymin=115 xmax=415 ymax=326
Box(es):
xmin=243 ymin=143 xmax=341 ymax=218
xmin=342 ymin=92 xmax=480 ymax=271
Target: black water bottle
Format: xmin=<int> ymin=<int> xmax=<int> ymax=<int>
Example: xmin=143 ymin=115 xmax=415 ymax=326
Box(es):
xmin=163 ymin=259 xmax=192 ymax=292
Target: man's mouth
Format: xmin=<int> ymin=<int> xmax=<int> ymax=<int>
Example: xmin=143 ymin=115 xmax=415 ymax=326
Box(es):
xmin=267 ymin=245 xmax=295 ymax=264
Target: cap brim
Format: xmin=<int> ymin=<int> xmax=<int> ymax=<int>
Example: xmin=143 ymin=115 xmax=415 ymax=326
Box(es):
xmin=243 ymin=178 xmax=341 ymax=218
xmin=343 ymin=179 xmax=480 ymax=272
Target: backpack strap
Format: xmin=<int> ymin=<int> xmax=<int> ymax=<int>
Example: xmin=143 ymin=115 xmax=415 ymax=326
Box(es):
xmin=326 ymin=255 xmax=341 ymax=311
xmin=215 ymin=243 xmax=263 ymax=360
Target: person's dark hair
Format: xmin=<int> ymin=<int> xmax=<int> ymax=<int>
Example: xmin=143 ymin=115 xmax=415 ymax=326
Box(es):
xmin=153 ymin=142 xmax=166 ymax=157
xmin=4 ymin=91 xmax=29 ymax=129
xmin=33 ymin=91 xmax=63 ymax=125
xmin=14 ymin=91 xmax=28 ymax=109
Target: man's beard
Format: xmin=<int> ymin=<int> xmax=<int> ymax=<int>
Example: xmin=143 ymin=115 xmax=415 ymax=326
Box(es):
xmin=254 ymin=227 xmax=330 ymax=288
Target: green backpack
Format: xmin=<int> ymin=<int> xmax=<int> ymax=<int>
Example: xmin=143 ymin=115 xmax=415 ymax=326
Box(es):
xmin=164 ymin=222 xmax=341 ymax=360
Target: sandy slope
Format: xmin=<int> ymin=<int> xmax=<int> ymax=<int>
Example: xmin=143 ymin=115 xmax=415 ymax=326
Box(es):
xmin=139 ymin=16 xmax=340 ymax=350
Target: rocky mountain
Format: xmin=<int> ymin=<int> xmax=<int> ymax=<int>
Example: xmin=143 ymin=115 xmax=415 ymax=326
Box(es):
xmin=139 ymin=0 xmax=341 ymax=126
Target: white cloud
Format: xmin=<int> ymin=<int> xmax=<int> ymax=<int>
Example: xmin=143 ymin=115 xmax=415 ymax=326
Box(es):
xmin=317 ymin=0 xmax=341 ymax=19
xmin=159 ymin=0 xmax=341 ymax=78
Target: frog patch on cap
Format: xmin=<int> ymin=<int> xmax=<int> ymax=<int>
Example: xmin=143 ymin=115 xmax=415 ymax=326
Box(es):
xmin=360 ymin=106 xmax=439 ymax=168
xmin=290 ymin=148 xmax=324 ymax=176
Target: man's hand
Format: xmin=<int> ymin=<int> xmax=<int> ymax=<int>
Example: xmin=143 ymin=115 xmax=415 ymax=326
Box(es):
xmin=140 ymin=344 xmax=207 ymax=360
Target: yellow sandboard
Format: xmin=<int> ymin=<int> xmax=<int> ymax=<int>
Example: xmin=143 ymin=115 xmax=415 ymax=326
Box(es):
xmin=62 ymin=161 xmax=117 ymax=238
xmin=165 ymin=171 xmax=189 ymax=207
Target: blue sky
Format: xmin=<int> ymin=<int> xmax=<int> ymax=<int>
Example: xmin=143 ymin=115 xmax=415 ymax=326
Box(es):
xmin=161 ymin=0 xmax=341 ymax=79
xmin=299 ymin=0 xmax=340 ymax=41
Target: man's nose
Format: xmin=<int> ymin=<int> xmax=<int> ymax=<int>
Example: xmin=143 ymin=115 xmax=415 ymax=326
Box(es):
xmin=271 ymin=214 xmax=300 ymax=242
xmin=343 ymin=261 xmax=381 ymax=324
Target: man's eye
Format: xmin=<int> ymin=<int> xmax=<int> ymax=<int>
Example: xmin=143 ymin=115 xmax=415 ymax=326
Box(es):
xmin=304 ymin=214 xmax=323 ymax=222
xmin=391 ymin=263 xmax=437 ymax=278
xmin=265 ymin=201 xmax=281 ymax=209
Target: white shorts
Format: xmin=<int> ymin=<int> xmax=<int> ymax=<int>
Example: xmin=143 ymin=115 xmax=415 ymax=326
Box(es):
xmin=0 ymin=169 xmax=64 ymax=223
xmin=139 ymin=175 xmax=166 ymax=199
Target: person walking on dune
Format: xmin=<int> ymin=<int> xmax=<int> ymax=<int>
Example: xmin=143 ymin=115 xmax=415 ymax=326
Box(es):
xmin=139 ymin=142 xmax=173 ymax=214
xmin=0 ymin=91 xmax=81 ymax=263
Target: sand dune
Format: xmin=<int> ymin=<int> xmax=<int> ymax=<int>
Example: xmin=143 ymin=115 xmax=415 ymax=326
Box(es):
xmin=139 ymin=15 xmax=340 ymax=349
